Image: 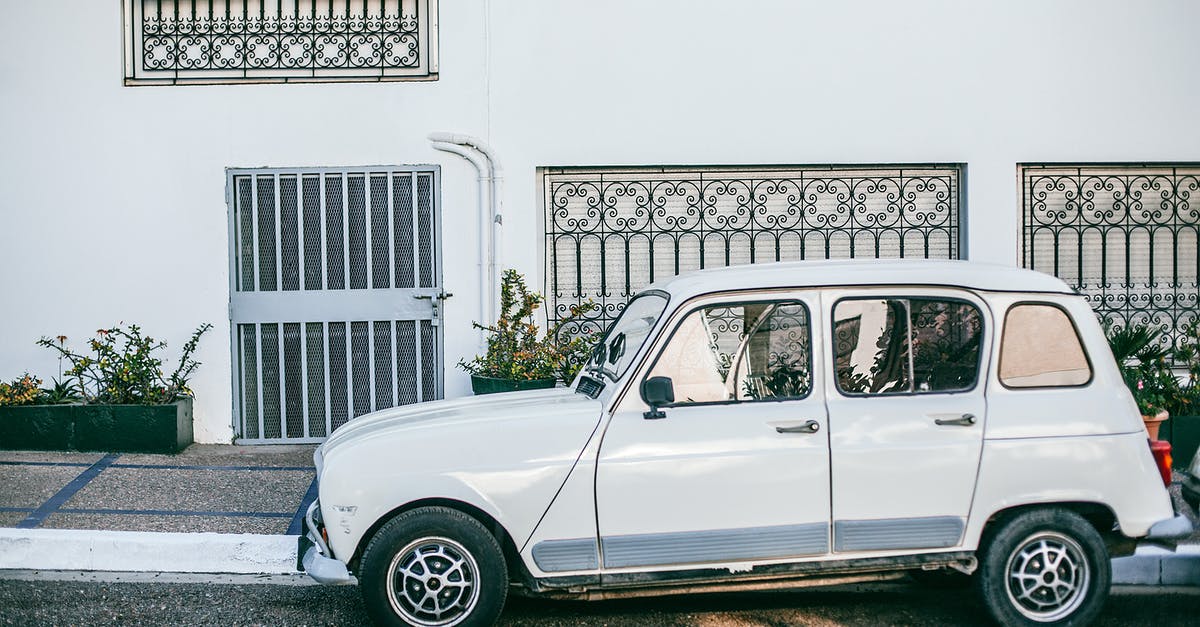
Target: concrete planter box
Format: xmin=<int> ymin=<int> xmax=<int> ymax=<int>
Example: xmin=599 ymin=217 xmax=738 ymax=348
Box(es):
xmin=469 ymin=375 xmax=557 ymax=395
xmin=0 ymin=398 xmax=192 ymax=454
xmin=1164 ymin=415 xmax=1200 ymax=469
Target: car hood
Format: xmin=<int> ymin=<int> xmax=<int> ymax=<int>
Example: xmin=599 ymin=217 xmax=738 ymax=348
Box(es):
xmin=316 ymin=387 xmax=602 ymax=472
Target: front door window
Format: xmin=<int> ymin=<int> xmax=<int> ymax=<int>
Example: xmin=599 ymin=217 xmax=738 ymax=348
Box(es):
xmin=648 ymin=301 xmax=811 ymax=404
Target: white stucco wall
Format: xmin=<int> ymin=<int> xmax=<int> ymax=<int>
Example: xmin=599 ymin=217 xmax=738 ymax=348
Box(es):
xmin=1 ymin=0 xmax=1196 ymax=442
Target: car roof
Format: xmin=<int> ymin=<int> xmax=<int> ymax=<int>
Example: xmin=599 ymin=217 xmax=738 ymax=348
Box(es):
xmin=643 ymin=259 xmax=1076 ymax=301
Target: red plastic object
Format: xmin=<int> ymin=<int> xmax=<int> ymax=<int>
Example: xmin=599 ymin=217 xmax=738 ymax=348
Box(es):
xmin=1149 ymin=439 xmax=1173 ymax=488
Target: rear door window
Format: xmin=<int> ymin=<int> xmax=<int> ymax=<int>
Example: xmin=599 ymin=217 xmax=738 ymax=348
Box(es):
xmin=833 ymin=298 xmax=983 ymax=395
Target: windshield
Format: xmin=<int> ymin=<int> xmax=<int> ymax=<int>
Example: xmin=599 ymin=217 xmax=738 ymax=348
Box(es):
xmin=587 ymin=292 xmax=669 ymax=380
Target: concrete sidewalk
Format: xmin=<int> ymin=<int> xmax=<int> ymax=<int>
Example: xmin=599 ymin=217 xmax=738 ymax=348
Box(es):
xmin=0 ymin=445 xmax=317 ymax=535
xmin=0 ymin=445 xmax=317 ymax=576
xmin=1 ymin=445 xmax=1198 ymax=586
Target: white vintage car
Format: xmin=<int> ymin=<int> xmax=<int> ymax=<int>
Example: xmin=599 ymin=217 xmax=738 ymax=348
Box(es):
xmin=302 ymin=260 xmax=1190 ymax=627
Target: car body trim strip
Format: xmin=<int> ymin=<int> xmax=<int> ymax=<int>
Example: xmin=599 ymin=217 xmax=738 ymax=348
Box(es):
xmin=833 ymin=516 xmax=964 ymax=552
xmin=531 ymin=538 xmax=600 ymax=572
xmin=600 ymin=523 xmax=829 ymax=569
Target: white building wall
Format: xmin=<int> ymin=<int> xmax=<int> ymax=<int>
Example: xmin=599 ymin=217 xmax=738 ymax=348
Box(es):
xmin=1 ymin=0 xmax=1196 ymax=442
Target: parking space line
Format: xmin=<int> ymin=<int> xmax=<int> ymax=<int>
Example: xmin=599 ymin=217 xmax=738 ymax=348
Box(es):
xmin=17 ymin=454 xmax=120 ymax=529
xmin=287 ymin=476 xmax=320 ymax=535
xmin=108 ymin=464 xmax=314 ymax=471
xmin=0 ymin=461 xmax=94 ymax=467
xmin=56 ymin=508 xmax=293 ymax=518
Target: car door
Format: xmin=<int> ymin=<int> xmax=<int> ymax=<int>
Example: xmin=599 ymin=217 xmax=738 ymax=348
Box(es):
xmin=595 ymin=293 xmax=831 ymax=572
xmin=823 ymin=288 xmax=990 ymax=554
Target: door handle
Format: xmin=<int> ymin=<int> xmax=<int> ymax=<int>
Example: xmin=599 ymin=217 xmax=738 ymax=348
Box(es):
xmin=934 ymin=413 xmax=977 ymax=427
xmin=776 ymin=420 xmax=820 ymax=434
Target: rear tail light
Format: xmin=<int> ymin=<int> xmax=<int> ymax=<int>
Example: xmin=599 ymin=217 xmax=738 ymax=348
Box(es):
xmin=1149 ymin=439 xmax=1173 ymax=487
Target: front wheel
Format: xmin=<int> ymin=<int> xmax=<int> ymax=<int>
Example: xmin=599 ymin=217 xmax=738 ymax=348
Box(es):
xmin=358 ymin=506 xmax=508 ymax=627
xmin=976 ymin=508 xmax=1110 ymax=626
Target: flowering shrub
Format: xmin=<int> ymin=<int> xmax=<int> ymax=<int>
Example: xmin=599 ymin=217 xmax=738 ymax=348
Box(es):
xmin=458 ymin=270 xmax=596 ymax=383
xmin=0 ymin=373 xmax=43 ymax=406
xmin=37 ymin=323 xmax=212 ymax=405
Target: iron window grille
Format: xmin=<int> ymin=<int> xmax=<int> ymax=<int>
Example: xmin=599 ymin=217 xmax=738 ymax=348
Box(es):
xmin=1020 ymin=163 xmax=1199 ymax=362
xmin=124 ymin=1 xmax=438 ymax=85
xmin=543 ymin=164 xmax=965 ymax=338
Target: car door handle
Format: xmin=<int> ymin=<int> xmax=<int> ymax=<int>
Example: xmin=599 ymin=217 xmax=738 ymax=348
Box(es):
xmin=775 ymin=420 xmax=820 ymax=434
xmin=933 ymin=413 xmax=977 ymax=427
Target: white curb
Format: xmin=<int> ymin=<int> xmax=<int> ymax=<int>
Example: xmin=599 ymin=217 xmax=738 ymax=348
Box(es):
xmin=2 ymin=527 xmax=1196 ymax=586
xmin=1112 ymin=544 xmax=1200 ymax=586
xmin=0 ymin=528 xmax=299 ymax=575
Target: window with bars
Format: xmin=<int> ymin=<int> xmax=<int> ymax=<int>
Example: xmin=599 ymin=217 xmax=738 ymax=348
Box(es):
xmin=543 ymin=164 xmax=964 ymax=338
xmin=124 ymin=1 xmax=438 ymax=85
xmin=1020 ymin=164 xmax=1199 ymax=362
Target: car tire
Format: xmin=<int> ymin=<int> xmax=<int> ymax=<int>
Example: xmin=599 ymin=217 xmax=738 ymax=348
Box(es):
xmin=359 ymin=506 xmax=508 ymax=627
xmin=976 ymin=508 xmax=1110 ymax=626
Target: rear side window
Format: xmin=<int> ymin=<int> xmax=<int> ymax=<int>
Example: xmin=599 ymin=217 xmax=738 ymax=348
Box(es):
xmin=833 ymin=298 xmax=983 ymax=395
xmin=999 ymin=304 xmax=1092 ymax=388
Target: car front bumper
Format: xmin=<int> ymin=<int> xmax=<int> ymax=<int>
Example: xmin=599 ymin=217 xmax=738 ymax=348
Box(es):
xmin=299 ymin=500 xmax=355 ymax=585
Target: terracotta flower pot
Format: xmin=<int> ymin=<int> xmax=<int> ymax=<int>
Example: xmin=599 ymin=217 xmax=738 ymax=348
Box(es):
xmin=1142 ymin=409 xmax=1169 ymax=440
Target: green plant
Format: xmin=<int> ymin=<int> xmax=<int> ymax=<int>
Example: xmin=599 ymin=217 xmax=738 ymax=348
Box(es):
xmin=37 ymin=323 xmax=213 ymax=405
xmin=458 ymin=270 xmax=597 ymax=383
xmin=1172 ymin=317 xmax=1200 ymax=416
xmin=0 ymin=373 xmax=43 ymax=406
xmin=40 ymin=377 xmax=82 ymax=405
xmin=1105 ymin=322 xmax=1179 ymax=416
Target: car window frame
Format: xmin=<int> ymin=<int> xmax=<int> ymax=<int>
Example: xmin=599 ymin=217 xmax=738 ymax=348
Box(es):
xmin=997 ymin=300 xmax=1095 ymax=390
xmin=585 ymin=290 xmax=672 ymax=382
xmin=640 ymin=297 xmax=815 ymax=408
xmin=831 ymin=294 xmax=987 ymax=398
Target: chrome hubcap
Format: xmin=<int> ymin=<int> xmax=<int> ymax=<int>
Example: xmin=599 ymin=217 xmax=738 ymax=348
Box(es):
xmin=1005 ymin=531 xmax=1090 ymax=622
xmin=387 ymin=537 xmax=480 ymax=626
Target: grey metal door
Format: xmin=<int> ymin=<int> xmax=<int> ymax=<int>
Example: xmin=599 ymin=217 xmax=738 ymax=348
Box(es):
xmin=228 ymin=167 xmax=443 ymax=443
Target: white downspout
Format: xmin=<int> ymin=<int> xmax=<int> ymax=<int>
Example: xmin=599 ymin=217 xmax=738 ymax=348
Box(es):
xmin=427 ymin=133 xmax=503 ymax=325
xmin=429 ymin=139 xmax=491 ymax=348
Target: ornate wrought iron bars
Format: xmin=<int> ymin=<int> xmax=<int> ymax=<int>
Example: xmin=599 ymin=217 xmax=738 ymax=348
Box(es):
xmin=543 ymin=165 xmax=964 ymax=337
xmin=124 ymin=0 xmax=438 ymax=84
xmin=1021 ymin=164 xmax=1199 ymax=362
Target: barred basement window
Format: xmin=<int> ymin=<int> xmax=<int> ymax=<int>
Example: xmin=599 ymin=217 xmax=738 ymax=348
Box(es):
xmin=123 ymin=1 xmax=438 ymax=85
xmin=543 ymin=164 xmax=964 ymax=337
xmin=1020 ymin=163 xmax=1199 ymax=362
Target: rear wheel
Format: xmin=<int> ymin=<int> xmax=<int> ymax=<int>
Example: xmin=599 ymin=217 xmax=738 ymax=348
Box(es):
xmin=359 ymin=506 xmax=508 ymax=627
xmin=977 ymin=508 xmax=1109 ymax=625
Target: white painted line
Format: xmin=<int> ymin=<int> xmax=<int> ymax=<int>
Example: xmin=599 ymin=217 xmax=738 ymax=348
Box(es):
xmin=0 ymin=528 xmax=299 ymax=575
xmin=0 ymin=570 xmax=326 ymax=586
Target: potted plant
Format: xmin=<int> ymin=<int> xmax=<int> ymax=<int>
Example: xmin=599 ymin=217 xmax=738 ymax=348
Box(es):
xmin=458 ymin=269 xmax=596 ymax=395
xmin=0 ymin=323 xmax=211 ymax=453
xmin=1105 ymin=323 xmax=1178 ymax=439
xmin=1165 ymin=318 xmax=1200 ymax=466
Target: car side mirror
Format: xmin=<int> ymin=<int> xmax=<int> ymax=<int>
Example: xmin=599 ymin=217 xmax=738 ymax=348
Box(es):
xmin=641 ymin=376 xmax=675 ymax=419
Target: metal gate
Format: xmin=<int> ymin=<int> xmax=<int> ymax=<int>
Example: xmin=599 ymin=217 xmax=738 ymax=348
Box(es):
xmin=228 ymin=166 xmax=443 ymax=443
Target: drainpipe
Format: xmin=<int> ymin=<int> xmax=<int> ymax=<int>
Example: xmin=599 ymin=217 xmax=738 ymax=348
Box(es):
xmin=429 ymin=137 xmax=489 ymax=343
xmin=427 ymin=133 xmax=503 ymax=326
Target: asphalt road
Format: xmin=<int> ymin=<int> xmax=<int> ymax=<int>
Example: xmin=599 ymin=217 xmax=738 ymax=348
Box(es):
xmin=0 ymin=579 xmax=1196 ymax=626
